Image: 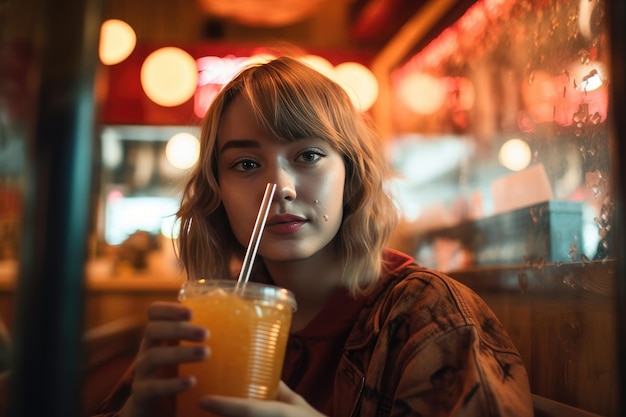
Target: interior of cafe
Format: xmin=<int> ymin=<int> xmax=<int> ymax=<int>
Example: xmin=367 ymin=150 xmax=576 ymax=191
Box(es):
xmin=1 ymin=0 xmax=625 ymax=416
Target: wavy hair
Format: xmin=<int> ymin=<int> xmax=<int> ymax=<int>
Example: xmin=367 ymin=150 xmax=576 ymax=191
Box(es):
xmin=177 ymin=56 xmax=397 ymax=294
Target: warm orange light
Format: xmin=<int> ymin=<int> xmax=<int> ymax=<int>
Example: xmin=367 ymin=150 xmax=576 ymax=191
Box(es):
xmin=498 ymin=138 xmax=531 ymax=171
xmin=192 ymin=54 xmax=377 ymax=114
xmin=521 ymin=64 xmax=608 ymax=127
xmin=334 ymin=62 xmax=378 ymax=112
xmin=398 ymin=73 xmax=445 ymax=114
xmin=165 ymin=132 xmax=200 ymax=169
xmin=449 ymin=76 xmax=475 ymax=111
xmin=140 ymin=47 xmax=199 ymax=107
xmin=520 ymin=71 xmax=558 ymax=123
xmin=299 ymin=54 xmax=335 ymax=79
xmin=244 ymin=53 xmax=276 ymax=68
xmin=99 ymin=19 xmax=136 ymax=65
xmin=196 ymin=0 xmax=327 ymax=26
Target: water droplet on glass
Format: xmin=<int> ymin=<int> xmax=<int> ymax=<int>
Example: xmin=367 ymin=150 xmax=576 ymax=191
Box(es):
xmin=518 ymin=271 xmax=529 ymax=292
xmin=562 ymin=271 xmax=576 ymax=288
xmin=590 ymin=112 xmax=602 ymax=124
xmin=578 ymin=49 xmax=591 ymax=64
xmin=592 ymin=186 xmax=601 ymax=198
xmin=530 ymin=207 xmax=539 ymax=223
xmin=534 ymin=258 xmax=546 ymax=271
xmin=601 ymin=211 xmax=609 ymax=222
xmin=581 ymin=254 xmax=591 ymax=266
xmin=581 ymin=275 xmax=590 ymax=290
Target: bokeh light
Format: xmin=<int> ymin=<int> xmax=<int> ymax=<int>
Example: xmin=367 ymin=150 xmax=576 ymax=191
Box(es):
xmin=299 ymin=54 xmax=336 ymax=79
xmin=498 ymin=138 xmax=531 ymax=171
xmin=398 ymin=72 xmax=446 ymax=114
xmin=165 ymin=132 xmax=200 ymax=169
xmin=141 ymin=47 xmax=199 ymax=107
xmin=99 ymin=19 xmax=136 ymax=65
xmin=334 ymin=62 xmax=378 ymax=112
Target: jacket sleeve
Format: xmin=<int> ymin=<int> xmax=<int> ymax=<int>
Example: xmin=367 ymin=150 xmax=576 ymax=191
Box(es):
xmin=355 ymin=269 xmax=534 ymax=417
xmin=389 ymin=272 xmax=534 ymax=417
xmin=391 ymin=324 xmax=533 ymax=417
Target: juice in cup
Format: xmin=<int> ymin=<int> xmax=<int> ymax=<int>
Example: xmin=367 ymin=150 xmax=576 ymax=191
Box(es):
xmin=177 ymin=279 xmax=296 ymax=417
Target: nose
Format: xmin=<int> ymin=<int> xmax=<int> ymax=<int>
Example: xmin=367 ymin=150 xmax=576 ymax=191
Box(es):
xmin=270 ymin=163 xmax=297 ymax=202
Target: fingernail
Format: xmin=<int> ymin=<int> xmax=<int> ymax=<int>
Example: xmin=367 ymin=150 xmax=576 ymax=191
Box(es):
xmin=193 ymin=328 xmax=208 ymax=340
xmin=194 ymin=346 xmax=209 ymax=359
xmin=180 ymin=376 xmax=195 ymax=389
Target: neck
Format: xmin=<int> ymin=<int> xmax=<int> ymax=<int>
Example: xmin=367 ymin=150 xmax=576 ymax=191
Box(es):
xmin=263 ymin=249 xmax=344 ymax=331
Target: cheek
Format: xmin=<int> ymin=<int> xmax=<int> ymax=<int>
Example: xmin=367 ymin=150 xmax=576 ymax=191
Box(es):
xmin=321 ymin=168 xmax=346 ymax=218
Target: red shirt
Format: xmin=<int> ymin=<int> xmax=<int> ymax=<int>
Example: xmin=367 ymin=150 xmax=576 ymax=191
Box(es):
xmin=281 ymin=287 xmax=367 ymax=415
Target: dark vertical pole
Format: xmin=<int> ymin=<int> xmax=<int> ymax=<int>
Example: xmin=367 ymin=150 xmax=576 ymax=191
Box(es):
xmin=608 ymin=0 xmax=626 ymax=415
xmin=9 ymin=0 xmax=101 ymax=416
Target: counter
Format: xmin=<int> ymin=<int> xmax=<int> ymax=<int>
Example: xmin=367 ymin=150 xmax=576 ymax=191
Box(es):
xmin=0 ymin=255 xmax=185 ymax=330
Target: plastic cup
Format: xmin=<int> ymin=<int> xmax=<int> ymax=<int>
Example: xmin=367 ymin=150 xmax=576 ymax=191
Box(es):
xmin=176 ymin=279 xmax=297 ymax=417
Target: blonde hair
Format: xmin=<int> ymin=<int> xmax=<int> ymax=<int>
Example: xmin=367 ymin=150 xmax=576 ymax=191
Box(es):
xmin=177 ymin=56 xmax=398 ymax=294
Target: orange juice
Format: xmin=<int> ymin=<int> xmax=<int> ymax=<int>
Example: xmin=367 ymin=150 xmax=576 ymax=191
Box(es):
xmin=177 ymin=279 xmax=296 ymax=417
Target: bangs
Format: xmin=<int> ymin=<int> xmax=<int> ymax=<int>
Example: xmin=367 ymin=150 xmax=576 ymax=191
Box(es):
xmin=240 ymin=59 xmax=350 ymax=145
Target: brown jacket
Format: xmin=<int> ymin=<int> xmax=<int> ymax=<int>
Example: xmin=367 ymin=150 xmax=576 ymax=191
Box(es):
xmin=332 ymin=250 xmax=533 ymax=416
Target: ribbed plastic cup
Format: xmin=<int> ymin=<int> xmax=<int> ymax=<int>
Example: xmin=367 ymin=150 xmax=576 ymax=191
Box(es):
xmin=176 ymin=279 xmax=297 ymax=417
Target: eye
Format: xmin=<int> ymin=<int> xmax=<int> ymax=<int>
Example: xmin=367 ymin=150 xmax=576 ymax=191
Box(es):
xmin=297 ymin=148 xmax=325 ymax=164
xmin=231 ymin=158 xmax=259 ymax=171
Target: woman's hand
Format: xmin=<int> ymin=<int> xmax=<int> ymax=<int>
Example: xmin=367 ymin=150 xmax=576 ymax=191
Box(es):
xmin=198 ymin=381 xmax=326 ymax=417
xmin=118 ymin=301 xmax=209 ymax=417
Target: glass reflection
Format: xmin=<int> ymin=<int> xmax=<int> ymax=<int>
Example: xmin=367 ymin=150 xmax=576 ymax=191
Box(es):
xmin=385 ymin=0 xmax=617 ymax=415
xmin=389 ymin=0 xmax=613 ymax=270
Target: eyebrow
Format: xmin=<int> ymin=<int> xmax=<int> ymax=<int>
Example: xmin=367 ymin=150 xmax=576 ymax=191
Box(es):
xmin=219 ymin=139 xmax=260 ymax=154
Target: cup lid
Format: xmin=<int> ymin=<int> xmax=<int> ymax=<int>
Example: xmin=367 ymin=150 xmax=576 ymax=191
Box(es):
xmin=179 ymin=279 xmax=297 ymax=311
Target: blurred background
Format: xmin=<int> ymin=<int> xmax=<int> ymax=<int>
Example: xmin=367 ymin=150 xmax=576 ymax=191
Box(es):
xmin=0 ymin=0 xmax=624 ymax=416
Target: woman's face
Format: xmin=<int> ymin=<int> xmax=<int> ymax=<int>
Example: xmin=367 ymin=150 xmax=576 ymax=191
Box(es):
xmin=216 ymin=94 xmax=346 ymax=262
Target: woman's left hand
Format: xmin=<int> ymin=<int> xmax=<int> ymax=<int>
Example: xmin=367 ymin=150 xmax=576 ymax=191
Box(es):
xmin=198 ymin=381 xmax=326 ymax=417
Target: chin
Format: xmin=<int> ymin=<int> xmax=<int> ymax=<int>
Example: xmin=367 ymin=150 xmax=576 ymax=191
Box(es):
xmin=260 ymin=245 xmax=320 ymax=262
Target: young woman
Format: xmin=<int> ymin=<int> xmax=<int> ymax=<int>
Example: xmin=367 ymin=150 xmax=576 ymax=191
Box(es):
xmin=92 ymin=57 xmax=533 ymax=417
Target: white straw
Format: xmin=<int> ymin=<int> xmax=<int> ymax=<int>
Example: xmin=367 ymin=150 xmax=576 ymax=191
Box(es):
xmin=237 ymin=182 xmax=277 ymax=284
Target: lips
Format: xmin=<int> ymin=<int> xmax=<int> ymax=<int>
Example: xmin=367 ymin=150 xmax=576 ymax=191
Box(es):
xmin=265 ymin=214 xmax=307 ymax=235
